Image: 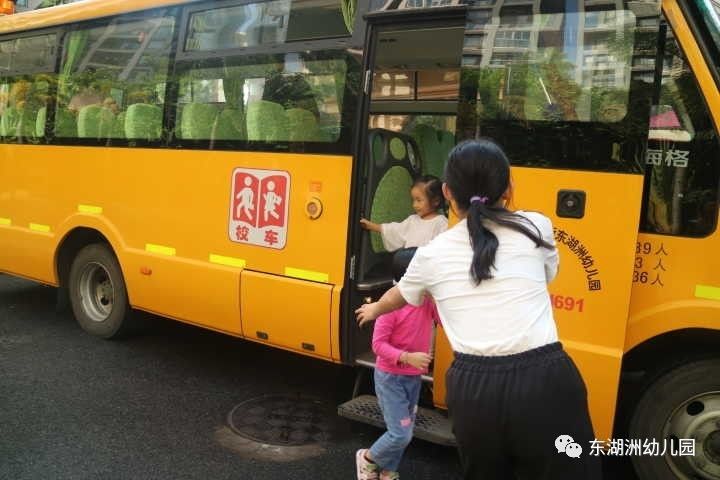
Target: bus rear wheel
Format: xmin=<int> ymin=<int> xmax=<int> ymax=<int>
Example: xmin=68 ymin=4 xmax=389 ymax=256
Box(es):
xmin=68 ymin=243 xmax=131 ymax=339
xmin=629 ymin=358 xmax=720 ymax=480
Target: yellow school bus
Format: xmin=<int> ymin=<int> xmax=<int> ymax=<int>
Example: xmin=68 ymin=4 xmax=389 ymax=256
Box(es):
xmin=0 ymin=0 xmax=718 ymax=478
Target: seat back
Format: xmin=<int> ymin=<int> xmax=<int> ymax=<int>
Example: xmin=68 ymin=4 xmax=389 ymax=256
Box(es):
xmin=17 ymin=105 xmax=40 ymax=140
xmin=36 ymin=106 xmax=78 ymax=138
xmin=247 ymin=100 xmax=288 ymax=141
xmin=180 ymin=103 xmax=219 ymax=140
xmin=78 ymin=105 xmax=116 ymax=140
xmin=112 ymin=111 xmax=127 ymax=139
xmin=0 ymin=107 xmax=19 ymax=138
xmin=212 ymin=107 xmax=246 ymax=141
xmin=125 ymin=103 xmax=162 ymax=141
xmin=287 ymin=108 xmax=322 ymax=142
xmin=411 ymin=124 xmax=455 ymax=179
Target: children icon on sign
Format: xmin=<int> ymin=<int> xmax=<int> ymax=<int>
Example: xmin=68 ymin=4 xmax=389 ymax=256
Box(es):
xmin=229 ymin=168 xmax=290 ymax=249
xmin=263 ymin=180 xmax=282 ymax=222
xmin=235 ymin=176 xmax=256 ymax=222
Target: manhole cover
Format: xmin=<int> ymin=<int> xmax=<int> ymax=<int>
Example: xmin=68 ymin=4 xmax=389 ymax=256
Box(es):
xmin=228 ymin=394 xmax=337 ymax=446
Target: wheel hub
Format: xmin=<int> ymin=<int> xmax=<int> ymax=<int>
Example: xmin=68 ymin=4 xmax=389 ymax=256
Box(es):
xmin=665 ymin=391 xmax=720 ymax=480
xmin=79 ymin=262 xmax=114 ymax=322
xmin=706 ymin=430 xmax=720 ymax=464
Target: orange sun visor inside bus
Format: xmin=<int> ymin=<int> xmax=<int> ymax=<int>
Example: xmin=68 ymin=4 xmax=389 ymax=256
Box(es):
xmin=0 ymin=0 xmax=15 ymax=16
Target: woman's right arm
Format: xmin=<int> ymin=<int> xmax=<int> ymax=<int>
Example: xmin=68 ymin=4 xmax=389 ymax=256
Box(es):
xmin=356 ymin=286 xmax=407 ymax=327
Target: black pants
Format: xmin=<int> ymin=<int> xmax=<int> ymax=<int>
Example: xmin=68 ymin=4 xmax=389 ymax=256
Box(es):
xmin=446 ymin=342 xmax=602 ymax=480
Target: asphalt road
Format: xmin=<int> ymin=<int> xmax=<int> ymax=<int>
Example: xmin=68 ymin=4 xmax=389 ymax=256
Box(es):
xmin=0 ymin=274 xmax=636 ymax=479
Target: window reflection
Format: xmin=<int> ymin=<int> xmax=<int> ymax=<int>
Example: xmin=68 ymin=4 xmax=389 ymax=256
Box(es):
xmin=642 ymin=28 xmax=720 ymax=237
xmin=462 ymin=8 xmax=637 ymax=123
xmin=185 ymin=0 xmax=350 ymax=52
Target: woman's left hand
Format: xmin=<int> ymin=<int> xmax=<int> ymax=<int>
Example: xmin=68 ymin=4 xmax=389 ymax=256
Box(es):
xmin=356 ymin=302 xmax=380 ymax=327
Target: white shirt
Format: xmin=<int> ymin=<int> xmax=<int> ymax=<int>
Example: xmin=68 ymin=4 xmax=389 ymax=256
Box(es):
xmin=397 ymin=211 xmax=559 ymax=356
xmin=381 ymin=214 xmax=448 ymax=251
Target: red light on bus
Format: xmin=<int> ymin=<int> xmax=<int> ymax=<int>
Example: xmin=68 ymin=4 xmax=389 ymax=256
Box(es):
xmin=0 ymin=0 xmax=15 ymax=16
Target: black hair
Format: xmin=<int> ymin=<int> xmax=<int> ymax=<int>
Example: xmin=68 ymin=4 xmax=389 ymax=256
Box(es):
xmin=392 ymin=247 xmax=417 ymax=283
xmin=444 ymin=138 xmax=553 ymax=285
xmin=412 ymin=175 xmax=445 ymax=212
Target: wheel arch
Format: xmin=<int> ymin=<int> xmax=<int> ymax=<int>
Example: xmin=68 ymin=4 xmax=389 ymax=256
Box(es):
xmin=623 ymin=327 xmax=720 ymax=374
xmin=54 ymin=215 xmax=127 ymax=290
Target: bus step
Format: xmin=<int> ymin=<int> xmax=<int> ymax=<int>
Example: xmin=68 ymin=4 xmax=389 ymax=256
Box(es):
xmin=338 ymin=394 xmax=456 ymax=447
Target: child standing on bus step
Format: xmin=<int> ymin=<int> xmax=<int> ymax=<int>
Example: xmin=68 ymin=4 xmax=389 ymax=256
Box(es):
xmin=360 ymin=175 xmax=447 ymax=251
xmin=356 ymin=248 xmax=439 ymax=480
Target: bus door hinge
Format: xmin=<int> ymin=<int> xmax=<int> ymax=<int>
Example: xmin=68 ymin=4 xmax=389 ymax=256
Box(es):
xmin=349 ymin=255 xmax=356 ymax=280
xmin=363 ymin=70 xmax=372 ymax=95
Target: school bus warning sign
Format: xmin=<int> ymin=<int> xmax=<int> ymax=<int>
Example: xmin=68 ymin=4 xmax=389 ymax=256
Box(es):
xmin=229 ymin=168 xmax=290 ymax=249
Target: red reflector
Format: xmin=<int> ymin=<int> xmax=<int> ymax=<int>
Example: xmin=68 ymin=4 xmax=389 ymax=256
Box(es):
xmin=140 ymin=267 xmax=152 ymax=276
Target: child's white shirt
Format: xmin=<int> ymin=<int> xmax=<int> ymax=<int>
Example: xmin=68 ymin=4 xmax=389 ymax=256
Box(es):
xmin=381 ymin=214 xmax=448 ymax=251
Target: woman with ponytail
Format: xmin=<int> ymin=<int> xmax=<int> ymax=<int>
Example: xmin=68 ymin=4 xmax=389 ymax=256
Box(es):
xmin=357 ymin=139 xmax=601 ymax=479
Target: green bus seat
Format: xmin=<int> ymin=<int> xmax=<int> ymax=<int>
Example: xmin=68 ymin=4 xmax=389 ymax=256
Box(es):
xmin=78 ymin=105 xmax=116 ymax=140
xmin=1 ymin=105 xmax=43 ymax=141
xmin=357 ymin=129 xmax=422 ymax=290
xmin=36 ymin=107 xmax=78 ymax=138
xmin=35 ymin=107 xmax=77 ymax=138
xmin=213 ymin=107 xmax=246 ymax=141
xmin=287 ymin=108 xmax=322 ymax=142
xmin=247 ymin=100 xmax=288 ymax=141
xmin=180 ymin=103 xmax=219 ymax=140
xmin=125 ymin=104 xmax=162 ymax=141
xmin=411 ymin=124 xmax=455 ymax=179
xmin=112 ymin=111 xmax=126 ymax=139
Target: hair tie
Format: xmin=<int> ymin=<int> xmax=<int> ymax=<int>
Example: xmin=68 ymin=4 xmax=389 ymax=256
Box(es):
xmin=470 ymin=196 xmax=489 ymax=205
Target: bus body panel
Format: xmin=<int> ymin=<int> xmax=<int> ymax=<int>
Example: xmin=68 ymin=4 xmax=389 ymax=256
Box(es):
xmin=241 ymin=270 xmax=333 ymax=359
xmin=0 ymin=144 xmax=352 ymax=359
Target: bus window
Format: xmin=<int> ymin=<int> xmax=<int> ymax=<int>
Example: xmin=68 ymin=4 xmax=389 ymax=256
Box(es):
xmin=173 ymin=51 xmax=349 ymax=147
xmin=457 ymin=2 xmax=657 ymax=173
xmin=0 ymin=33 xmax=56 ymax=143
xmin=185 ymin=0 xmax=350 ymax=53
xmin=56 ymin=10 xmax=175 ymax=142
xmin=641 ymin=24 xmax=720 ymax=237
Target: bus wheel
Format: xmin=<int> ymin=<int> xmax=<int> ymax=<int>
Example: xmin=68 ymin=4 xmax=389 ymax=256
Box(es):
xmin=629 ymin=358 xmax=720 ymax=480
xmin=68 ymin=243 xmax=131 ymax=339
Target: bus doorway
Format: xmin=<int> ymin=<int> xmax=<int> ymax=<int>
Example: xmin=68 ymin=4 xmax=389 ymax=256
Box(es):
xmin=340 ymin=7 xmax=466 ymax=446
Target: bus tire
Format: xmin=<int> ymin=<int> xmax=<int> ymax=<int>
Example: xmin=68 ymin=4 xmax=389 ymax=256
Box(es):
xmin=68 ymin=243 xmax=132 ymax=339
xmin=629 ymin=357 xmax=720 ymax=480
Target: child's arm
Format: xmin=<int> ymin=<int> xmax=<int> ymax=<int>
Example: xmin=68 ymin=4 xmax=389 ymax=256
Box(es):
xmin=359 ymin=218 xmax=382 ymax=232
xmin=372 ymin=312 xmax=404 ymax=366
xmin=379 ymin=215 xmax=413 ymax=251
